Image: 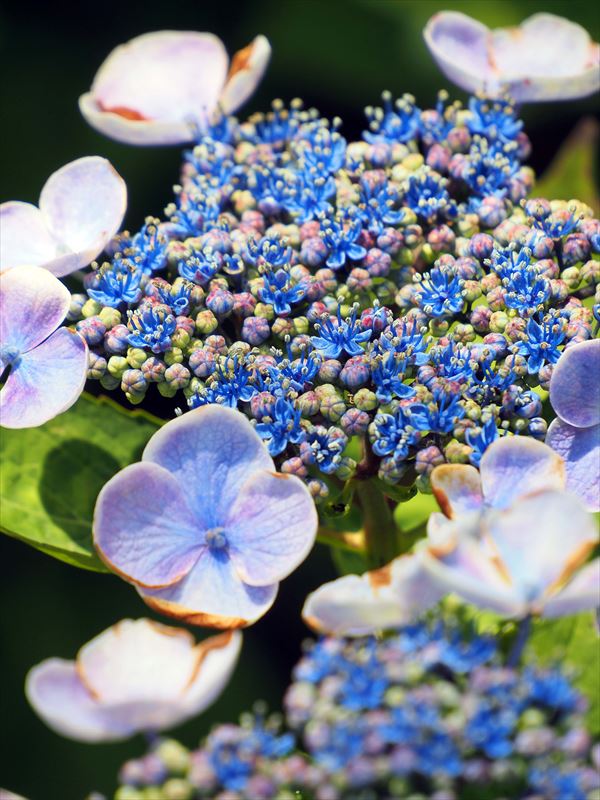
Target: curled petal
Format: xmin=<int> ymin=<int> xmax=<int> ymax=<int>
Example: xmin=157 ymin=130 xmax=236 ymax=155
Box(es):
xmin=549 ymin=339 xmax=600 ymax=429
xmin=546 ymin=419 xmax=600 ymax=512
xmin=490 ymin=13 xmax=600 ymax=102
xmin=38 ymin=156 xmax=127 ymax=275
xmin=142 ymin=405 xmax=274 ymax=523
xmin=423 ymin=12 xmax=495 ymax=95
xmin=487 ymin=490 xmax=598 ymax=610
xmin=0 ymin=264 xmax=70 ymax=352
xmin=80 ymin=31 xmax=229 ymax=145
xmin=226 ymin=470 xmax=317 ymax=586
xmin=421 ymin=532 xmax=525 ymax=617
xmin=0 ymin=202 xmax=58 ymax=271
xmin=76 ymin=618 xmax=203 ymax=703
xmin=139 ymin=551 xmax=278 ymax=628
xmin=424 ymin=11 xmax=600 ymax=102
xmin=430 ymin=463 xmax=483 ymax=518
xmin=0 ymin=327 xmax=88 ymax=429
xmin=26 ymin=659 xmax=131 ymax=742
xmin=93 ymin=462 xmax=203 ymax=588
xmin=543 ymin=560 xmax=600 ymax=618
xmin=480 ymin=436 xmax=565 ymax=509
xmin=302 ymin=554 xmax=442 ymax=637
xmin=219 ymin=35 xmax=272 ymax=114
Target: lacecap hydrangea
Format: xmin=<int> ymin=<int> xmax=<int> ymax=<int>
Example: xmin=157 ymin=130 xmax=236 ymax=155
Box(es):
xmin=111 ymin=620 xmax=600 ymax=800
xmin=70 ymin=92 xmax=599 ymax=501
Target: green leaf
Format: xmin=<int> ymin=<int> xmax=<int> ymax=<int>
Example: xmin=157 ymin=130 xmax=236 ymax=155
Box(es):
xmin=529 ymin=612 xmax=600 ymax=734
xmin=330 ymin=546 xmax=369 ymax=576
xmin=394 ymin=491 xmax=438 ymax=533
xmin=0 ymin=393 xmax=162 ymax=571
xmin=534 ymin=118 xmax=599 ymax=212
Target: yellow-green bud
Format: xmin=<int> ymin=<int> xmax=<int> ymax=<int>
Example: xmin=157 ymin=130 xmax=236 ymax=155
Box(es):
xmin=164 ymin=348 xmax=184 ymax=366
xmin=107 ymin=355 xmax=129 ymax=378
xmin=82 ymin=299 xmax=103 ymax=318
xmin=127 ymin=347 xmax=147 ymax=369
xmin=98 ymin=306 xmax=121 ymax=328
xmin=195 ymin=310 xmax=218 ymax=334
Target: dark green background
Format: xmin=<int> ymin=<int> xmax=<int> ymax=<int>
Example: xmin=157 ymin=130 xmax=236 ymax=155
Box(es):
xmin=1 ymin=1 xmax=599 ymax=798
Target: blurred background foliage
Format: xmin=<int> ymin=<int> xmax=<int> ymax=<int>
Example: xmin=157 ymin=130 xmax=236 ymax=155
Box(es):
xmin=0 ymin=1 xmax=598 ymax=797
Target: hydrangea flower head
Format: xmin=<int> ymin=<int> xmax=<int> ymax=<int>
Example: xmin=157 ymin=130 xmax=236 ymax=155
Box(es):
xmin=424 ymin=11 xmax=600 ymax=102
xmin=546 ymin=338 xmax=600 ymax=511
xmin=0 ymin=157 xmax=126 ymax=277
xmin=421 ymin=437 xmax=599 ymax=618
xmin=26 ymin=619 xmax=241 ymax=741
xmin=0 ymin=266 xmax=88 ymax=428
xmin=94 ymin=405 xmax=318 ymax=627
xmin=79 ymin=31 xmax=271 ymax=144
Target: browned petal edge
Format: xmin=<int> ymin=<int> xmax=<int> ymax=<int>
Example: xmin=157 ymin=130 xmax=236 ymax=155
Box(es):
xmin=302 ymin=614 xmax=327 ymax=634
xmin=227 ymin=41 xmax=255 ymax=81
xmin=431 ymin=483 xmax=453 ymax=519
xmin=368 ymin=563 xmax=393 ymax=589
xmin=480 ymin=520 xmax=513 ymax=586
xmin=426 ymin=528 xmax=458 ymax=559
xmin=97 ymin=101 xmax=148 ymax=121
xmin=269 ymin=470 xmax=291 ymax=480
xmin=184 ymin=631 xmax=237 ymax=691
xmin=75 ymin=660 xmax=102 ymax=700
xmin=142 ymin=593 xmax=249 ymax=631
xmin=546 ymin=540 xmax=597 ymax=597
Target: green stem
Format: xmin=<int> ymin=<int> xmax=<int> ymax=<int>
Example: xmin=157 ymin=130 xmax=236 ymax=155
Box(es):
xmin=354 ymin=478 xmax=398 ymax=569
xmin=507 ymin=615 xmax=532 ymax=667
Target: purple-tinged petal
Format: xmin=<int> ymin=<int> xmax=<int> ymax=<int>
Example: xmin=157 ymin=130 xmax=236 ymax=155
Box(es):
xmin=491 ymin=13 xmax=600 ymax=102
xmin=219 ymin=36 xmax=271 ymax=114
xmin=139 ymin=551 xmax=278 ymax=628
xmin=142 ymin=405 xmax=274 ymax=525
xmin=480 ymin=436 xmax=565 ymax=509
xmin=487 ymin=490 xmax=598 ymax=611
xmin=38 ymin=156 xmax=127 ymax=275
xmin=302 ymin=554 xmax=441 ymax=637
xmin=421 ymin=529 xmax=525 ymax=617
xmin=549 ymin=339 xmax=600 ymax=429
xmin=0 ymin=327 xmax=88 ymax=429
xmin=430 ymin=464 xmax=483 ymax=519
xmin=546 ymin=419 xmax=600 ymax=512
xmin=423 ymin=12 xmax=494 ymax=95
xmin=26 ymin=658 xmax=132 ymax=742
xmin=180 ymin=629 xmax=242 ymax=712
xmin=0 ymin=202 xmax=58 ymax=271
xmin=0 ymin=265 xmax=70 ymax=352
xmin=80 ymin=31 xmax=229 ymax=145
xmin=226 ymin=471 xmax=317 ymax=586
xmin=77 ymin=618 xmax=202 ymax=703
xmin=93 ymin=462 xmax=203 ymax=588
xmin=543 ymin=560 xmax=600 ymax=618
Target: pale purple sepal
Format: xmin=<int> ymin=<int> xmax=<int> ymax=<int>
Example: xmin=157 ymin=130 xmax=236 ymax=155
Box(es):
xmin=79 ymin=31 xmax=271 ymax=145
xmin=549 ymin=339 xmax=600 ymax=429
xmin=424 ymin=11 xmax=600 ymax=102
xmin=0 ymin=157 xmax=126 ymax=277
xmin=93 ymin=406 xmax=317 ymax=627
xmin=0 ymin=328 xmax=88 ymax=429
xmin=546 ymin=419 xmax=600 ymax=512
xmin=26 ymin=619 xmax=242 ymax=742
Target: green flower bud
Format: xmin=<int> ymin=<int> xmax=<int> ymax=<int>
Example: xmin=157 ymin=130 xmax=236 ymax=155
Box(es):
xmin=171 ymin=328 xmax=191 ymax=349
xmin=127 ymin=348 xmax=147 ymax=369
xmin=396 ymin=247 xmax=414 ymax=266
xmin=271 ymin=317 xmax=294 ymax=338
xmin=231 ymin=189 xmax=256 ymax=214
xmin=164 ymin=363 xmax=191 ymax=390
xmin=489 ymin=311 xmax=508 ymax=333
xmin=462 ymin=280 xmax=482 ymax=303
xmin=115 ymin=787 xmax=145 ymax=800
xmin=560 ymin=266 xmax=581 ymax=289
xmin=81 ymin=298 xmax=103 ymax=318
xmin=98 ymin=306 xmax=122 ymax=328
xmin=297 ymin=391 xmax=320 ymax=416
xmin=254 ymin=302 xmax=275 ymax=321
xmin=162 ymin=779 xmax=194 ymax=800
xmin=429 ymin=318 xmax=449 ymax=337
xmin=195 ymin=310 xmax=218 ymax=334
xmin=292 ymin=316 xmax=309 ymax=335
xmin=353 ymin=388 xmax=378 ymax=411
xmin=320 ymin=393 xmax=346 ymax=423
xmin=164 ymin=348 xmax=184 ymax=366
xmin=414 ymin=473 xmax=431 ymax=493
xmin=100 ymin=374 xmax=120 ymax=391
xmin=401 ymin=153 xmax=424 ymax=172
xmin=445 ymin=440 xmax=472 ymax=464
xmin=520 ymin=708 xmax=546 ymax=729
xmin=155 ymin=739 xmax=191 ymax=775
xmin=107 ymin=355 xmax=129 ymax=378
xmin=158 ymin=381 xmax=178 ymax=398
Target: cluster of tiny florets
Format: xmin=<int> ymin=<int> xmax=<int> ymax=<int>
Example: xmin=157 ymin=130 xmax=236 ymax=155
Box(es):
xmin=111 ymin=623 xmax=599 ymax=800
xmin=69 ymin=92 xmax=600 ymax=498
